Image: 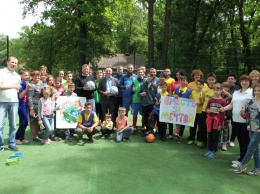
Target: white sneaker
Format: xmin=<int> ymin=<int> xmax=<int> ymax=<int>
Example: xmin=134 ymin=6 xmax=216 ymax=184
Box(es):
xmin=229 ymin=141 xmax=235 ymax=147
xmin=232 ymin=160 xmax=240 ymax=164
xmin=168 ymin=135 xmax=174 ymax=139
xmin=231 ymin=162 xmax=240 ymax=168
xmin=222 ymin=143 xmax=227 ymax=151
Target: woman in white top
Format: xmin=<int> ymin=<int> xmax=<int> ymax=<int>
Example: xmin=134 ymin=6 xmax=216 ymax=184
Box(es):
xmin=222 ymin=75 xmax=253 ymax=168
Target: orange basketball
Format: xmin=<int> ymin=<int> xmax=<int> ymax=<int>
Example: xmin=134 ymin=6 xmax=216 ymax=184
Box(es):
xmin=146 ymin=133 xmax=155 ymax=143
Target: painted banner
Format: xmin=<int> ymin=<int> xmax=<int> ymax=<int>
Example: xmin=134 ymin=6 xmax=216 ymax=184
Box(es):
xmin=159 ymin=96 xmax=197 ymax=127
xmin=56 ymin=96 xmax=86 ymax=129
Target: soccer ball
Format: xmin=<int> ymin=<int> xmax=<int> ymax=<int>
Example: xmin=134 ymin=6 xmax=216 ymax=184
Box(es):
xmin=146 ymin=133 xmax=155 ymax=143
xmin=110 ymin=86 xmax=118 ymax=95
xmin=85 ymin=81 xmax=95 ymax=90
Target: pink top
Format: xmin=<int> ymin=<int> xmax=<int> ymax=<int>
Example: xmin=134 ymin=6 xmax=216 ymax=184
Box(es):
xmin=55 ymin=87 xmax=65 ymax=97
xmin=172 ymin=81 xmax=188 ymax=91
xmin=43 ymin=98 xmax=53 ymax=115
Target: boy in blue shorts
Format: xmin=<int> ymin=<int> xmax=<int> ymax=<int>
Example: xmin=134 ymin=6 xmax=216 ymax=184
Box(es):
xmin=132 ymin=68 xmax=146 ymax=134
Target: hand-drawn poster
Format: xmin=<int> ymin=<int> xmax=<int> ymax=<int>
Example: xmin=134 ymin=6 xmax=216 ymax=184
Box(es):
xmin=56 ymin=96 xmax=86 ymax=129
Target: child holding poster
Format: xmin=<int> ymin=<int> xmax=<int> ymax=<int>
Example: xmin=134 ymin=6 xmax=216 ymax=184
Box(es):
xmin=204 ymin=83 xmax=226 ymax=158
xmin=173 ymin=76 xmax=192 ymax=143
xmin=148 ymin=81 xmax=172 ymax=141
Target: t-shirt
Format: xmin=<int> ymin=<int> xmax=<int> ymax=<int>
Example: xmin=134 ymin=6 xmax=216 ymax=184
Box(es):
xmin=232 ymin=88 xmax=253 ymax=123
xmin=206 ymin=97 xmax=226 ymax=125
xmin=202 ymin=87 xmax=214 ymax=112
xmin=132 ymin=78 xmax=145 ymax=103
xmin=77 ymin=111 xmax=98 ymax=124
xmin=190 ymin=90 xmax=204 ymax=114
xmin=188 ymin=81 xmax=208 ymax=91
xmin=116 ymin=116 xmax=128 ymax=130
xmin=102 ymin=120 xmax=113 ymax=129
xmin=0 ymin=67 xmax=21 ymax=102
xmin=42 ymin=98 xmax=53 ymax=115
xmin=94 ymin=80 xmax=100 ymax=103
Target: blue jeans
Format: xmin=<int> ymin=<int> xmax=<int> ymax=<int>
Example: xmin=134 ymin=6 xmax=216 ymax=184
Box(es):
xmin=87 ymin=98 xmax=95 ymax=112
xmin=0 ymin=102 xmax=18 ymax=148
xmin=241 ymin=131 xmax=260 ymax=169
xmin=116 ymin=127 xmax=133 ymax=142
xmin=42 ymin=115 xmax=54 ymax=139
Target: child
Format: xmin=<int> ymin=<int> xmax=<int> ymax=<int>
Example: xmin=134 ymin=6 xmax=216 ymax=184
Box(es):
xmin=132 ymin=68 xmax=146 ymax=134
xmin=94 ymin=70 xmax=103 ymax=122
xmin=173 ymin=76 xmax=192 ymax=143
xmin=199 ymin=73 xmax=217 ymax=149
xmin=148 ymin=81 xmax=171 ymax=141
xmin=116 ymin=107 xmax=133 ymax=142
xmin=62 ymin=71 xmax=73 ymax=92
xmin=38 ymin=87 xmax=57 ymax=145
xmin=204 ymin=83 xmax=226 ymax=158
xmin=61 ymin=83 xmax=77 ymax=141
xmin=15 ymin=69 xmax=30 ymax=144
xmin=233 ymin=83 xmax=260 ymax=175
xmin=139 ymin=73 xmax=157 ymax=136
xmin=220 ymin=82 xmax=232 ymax=151
xmin=157 ymin=72 xmax=166 ymax=94
xmin=54 ymin=78 xmax=65 ymax=97
xmin=101 ymin=113 xmax=113 ymax=139
xmin=75 ymin=102 xmax=99 ymax=143
xmin=46 ymin=75 xmax=56 ymax=97
xmin=40 ymin=72 xmax=47 ymax=87
xmin=188 ymin=79 xmax=204 ymax=145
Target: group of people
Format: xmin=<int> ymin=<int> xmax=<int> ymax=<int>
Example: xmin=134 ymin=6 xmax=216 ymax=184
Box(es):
xmin=0 ymin=56 xmax=259 ymax=176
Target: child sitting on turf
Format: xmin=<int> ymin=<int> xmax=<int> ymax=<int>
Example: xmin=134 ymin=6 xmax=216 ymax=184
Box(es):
xmin=101 ymin=113 xmax=113 ymax=139
xmin=204 ymin=83 xmax=226 ymax=158
xmin=173 ymin=76 xmax=192 ymax=143
xmin=115 ymin=107 xmax=133 ymax=143
xmin=148 ymin=81 xmax=172 ymax=141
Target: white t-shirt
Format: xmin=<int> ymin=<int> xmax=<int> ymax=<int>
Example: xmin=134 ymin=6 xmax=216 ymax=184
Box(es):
xmin=0 ymin=67 xmax=21 ymax=102
xmin=232 ymin=88 xmax=253 ymax=123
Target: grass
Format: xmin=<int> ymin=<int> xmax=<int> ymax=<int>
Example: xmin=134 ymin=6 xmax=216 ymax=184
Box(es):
xmin=0 ymin=120 xmax=259 ymax=194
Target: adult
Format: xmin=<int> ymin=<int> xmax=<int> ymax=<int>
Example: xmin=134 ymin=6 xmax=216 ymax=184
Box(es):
xmin=0 ymin=56 xmax=21 ymax=152
xmin=164 ymin=68 xmax=175 ymax=139
xmin=249 ymin=70 xmax=260 ymax=88
xmin=28 ymin=71 xmax=45 ymax=143
xmin=150 ymin=68 xmax=159 ymax=86
xmin=113 ymin=66 xmax=125 ymax=115
xmin=119 ymin=64 xmax=137 ymax=115
xmin=222 ymin=75 xmax=253 ymax=168
xmin=171 ymin=71 xmax=188 ymax=92
xmin=75 ymin=102 xmax=99 ymax=143
xmin=75 ymin=64 xmax=97 ymax=111
xmin=188 ymin=69 xmax=208 ymax=91
xmin=58 ymin=69 xmax=66 ymax=84
xmin=98 ymin=67 xmax=118 ymax=126
xmin=227 ymin=73 xmax=239 ymax=147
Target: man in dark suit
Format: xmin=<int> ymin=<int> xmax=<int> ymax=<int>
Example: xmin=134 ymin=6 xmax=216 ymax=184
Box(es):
xmin=98 ymin=67 xmax=118 ymax=127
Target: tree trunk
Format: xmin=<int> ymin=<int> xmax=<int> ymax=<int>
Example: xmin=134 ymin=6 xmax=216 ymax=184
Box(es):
xmin=148 ymin=0 xmax=155 ymax=68
xmin=161 ymin=0 xmax=172 ymax=69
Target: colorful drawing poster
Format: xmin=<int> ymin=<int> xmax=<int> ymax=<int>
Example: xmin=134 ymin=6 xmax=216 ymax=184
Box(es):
xmin=56 ymin=96 xmax=86 ymax=129
xmin=159 ymin=96 xmax=197 ymax=127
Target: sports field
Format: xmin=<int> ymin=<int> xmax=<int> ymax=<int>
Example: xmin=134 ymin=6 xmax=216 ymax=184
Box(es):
xmin=0 ymin=123 xmax=258 ymax=194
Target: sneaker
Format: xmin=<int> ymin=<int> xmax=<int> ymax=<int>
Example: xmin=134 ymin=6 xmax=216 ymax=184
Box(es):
xmin=233 ymin=164 xmax=247 ymax=173
xmin=78 ymin=139 xmax=83 ymax=143
xmin=43 ymin=139 xmax=50 ymax=145
xmin=8 ymin=145 xmax=19 ymax=152
xmin=0 ymin=147 xmax=4 ymax=152
xmin=231 ymin=162 xmax=240 ymax=168
xmin=199 ymin=143 xmax=207 ymax=149
xmin=33 ymin=137 xmax=43 ymax=143
xmin=187 ymin=140 xmax=194 ymax=145
xmin=22 ymin=139 xmax=29 ymax=144
xmin=232 ymin=160 xmax=240 ymax=164
xmin=229 ymin=141 xmax=235 ymax=147
xmin=247 ymin=169 xmax=260 ymax=176
xmin=50 ymin=136 xmax=61 ymax=141
xmin=221 ymin=143 xmax=227 ymax=151
xmin=207 ymin=152 xmax=217 ymax=159
xmin=123 ymin=137 xmax=131 ymax=142
xmin=205 ymin=151 xmax=212 ymax=157
xmin=15 ymin=140 xmax=23 ymax=145
xmin=66 ymin=136 xmax=72 ymax=142
xmin=177 ymin=137 xmax=182 ymax=144
xmin=101 ymin=135 xmax=106 ymax=139
xmin=197 ymin=141 xmax=202 ymax=147
xmin=168 ymin=135 xmax=174 ymax=139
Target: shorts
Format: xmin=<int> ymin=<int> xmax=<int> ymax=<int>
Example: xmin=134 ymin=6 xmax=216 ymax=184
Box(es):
xmin=131 ymin=103 xmax=143 ymax=116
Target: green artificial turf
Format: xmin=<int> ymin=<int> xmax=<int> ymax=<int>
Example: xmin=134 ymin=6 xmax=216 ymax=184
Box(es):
xmin=0 ymin=121 xmax=259 ymax=194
